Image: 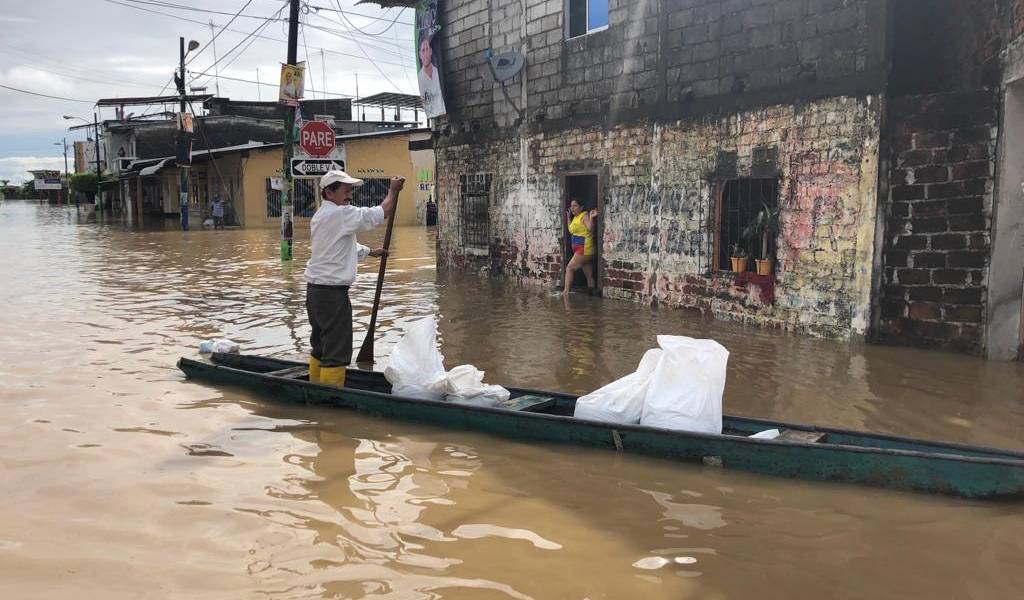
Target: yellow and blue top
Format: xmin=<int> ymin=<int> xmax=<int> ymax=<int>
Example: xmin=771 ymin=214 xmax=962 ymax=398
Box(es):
xmin=568 ymin=212 xmax=595 ymax=256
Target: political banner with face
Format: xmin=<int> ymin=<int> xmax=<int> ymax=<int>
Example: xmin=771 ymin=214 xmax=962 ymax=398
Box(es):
xmin=415 ymin=0 xmax=446 ymax=119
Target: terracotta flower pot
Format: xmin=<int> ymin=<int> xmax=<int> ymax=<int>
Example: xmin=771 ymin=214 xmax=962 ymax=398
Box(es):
xmin=756 ymin=259 xmax=773 ymax=276
xmin=730 ymin=257 xmax=748 ymax=272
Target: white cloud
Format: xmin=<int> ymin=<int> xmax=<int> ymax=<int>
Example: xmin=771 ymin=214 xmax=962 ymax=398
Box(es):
xmin=0 ymin=157 xmax=65 ymax=185
xmin=1 ymin=67 xmax=76 ymax=95
xmin=0 ymin=0 xmax=419 ymax=161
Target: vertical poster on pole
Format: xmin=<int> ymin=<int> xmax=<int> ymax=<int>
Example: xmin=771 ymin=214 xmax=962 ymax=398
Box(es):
xmin=279 ymin=62 xmax=306 ymax=106
xmin=415 ymin=0 xmax=446 ymax=119
xmin=176 ymin=111 xmax=194 ymax=166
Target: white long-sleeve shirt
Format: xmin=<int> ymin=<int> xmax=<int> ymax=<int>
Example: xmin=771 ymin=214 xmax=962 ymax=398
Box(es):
xmin=304 ymin=202 xmax=385 ymax=286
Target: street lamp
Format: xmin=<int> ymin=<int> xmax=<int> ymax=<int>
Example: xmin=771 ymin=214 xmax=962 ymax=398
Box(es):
xmin=64 ymin=114 xmax=102 ymax=176
xmin=53 ymin=141 xmax=68 ymax=178
xmin=176 ymin=38 xmax=200 ymax=231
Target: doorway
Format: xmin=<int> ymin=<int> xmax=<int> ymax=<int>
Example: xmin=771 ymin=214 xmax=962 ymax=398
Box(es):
xmin=562 ymin=172 xmax=602 ymax=291
xmin=988 ymin=80 xmax=1024 ymax=360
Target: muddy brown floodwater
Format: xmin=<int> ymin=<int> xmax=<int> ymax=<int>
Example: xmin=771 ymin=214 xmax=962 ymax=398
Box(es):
xmin=1 ymin=202 xmax=1023 ymax=600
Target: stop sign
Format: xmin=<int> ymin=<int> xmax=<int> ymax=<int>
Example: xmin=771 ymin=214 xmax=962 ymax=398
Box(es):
xmin=299 ymin=120 xmax=336 ymax=158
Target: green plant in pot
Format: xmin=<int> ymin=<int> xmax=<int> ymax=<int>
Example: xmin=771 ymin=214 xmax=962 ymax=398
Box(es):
xmin=729 ymin=243 xmax=749 ymax=273
xmin=743 ymin=203 xmax=780 ymax=276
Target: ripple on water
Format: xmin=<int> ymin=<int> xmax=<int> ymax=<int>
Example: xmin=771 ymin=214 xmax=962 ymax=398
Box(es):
xmin=1 ymin=203 xmax=1023 ymax=599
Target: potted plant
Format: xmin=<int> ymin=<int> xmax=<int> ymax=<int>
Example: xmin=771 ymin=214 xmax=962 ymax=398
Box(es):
xmin=743 ymin=203 xmax=781 ymax=276
xmin=730 ymin=243 xmax=749 ymax=272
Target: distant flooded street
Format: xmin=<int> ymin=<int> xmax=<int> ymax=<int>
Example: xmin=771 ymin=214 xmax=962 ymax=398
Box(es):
xmin=2 ymin=202 xmax=1023 ymax=599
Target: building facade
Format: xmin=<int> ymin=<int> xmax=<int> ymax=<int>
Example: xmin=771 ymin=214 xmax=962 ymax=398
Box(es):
xmin=429 ymin=0 xmax=1024 ymax=359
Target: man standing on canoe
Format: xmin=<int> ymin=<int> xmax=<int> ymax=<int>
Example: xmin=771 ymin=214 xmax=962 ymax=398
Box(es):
xmin=305 ymin=171 xmax=405 ymax=387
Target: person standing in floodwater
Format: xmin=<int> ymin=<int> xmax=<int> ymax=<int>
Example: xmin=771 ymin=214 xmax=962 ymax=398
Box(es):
xmin=211 ymin=197 xmax=225 ymax=230
xmin=304 ymin=171 xmax=405 ymax=387
xmin=564 ymin=199 xmax=598 ymax=295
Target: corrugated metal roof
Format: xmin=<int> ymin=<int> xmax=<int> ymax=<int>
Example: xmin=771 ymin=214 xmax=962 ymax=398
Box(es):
xmin=356 ymin=1 xmax=417 ymax=8
xmin=124 ymin=142 xmax=283 ymax=176
xmin=357 ymin=92 xmax=423 ymax=110
xmin=96 ymin=94 xmax=213 ymax=106
xmin=336 ymin=127 xmax=430 ymax=141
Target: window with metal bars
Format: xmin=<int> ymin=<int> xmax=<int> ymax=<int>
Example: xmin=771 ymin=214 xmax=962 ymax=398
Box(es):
xmin=351 ymin=178 xmax=391 ymax=208
xmin=460 ymin=174 xmax=492 ymax=250
xmin=716 ymin=178 xmax=779 ymax=271
xmin=266 ymin=179 xmax=318 ymax=218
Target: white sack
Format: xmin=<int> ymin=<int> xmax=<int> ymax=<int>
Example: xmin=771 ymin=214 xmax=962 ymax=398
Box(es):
xmin=443 ymin=364 xmax=511 ymax=407
xmin=384 ymin=317 xmax=447 ymax=401
xmin=640 ymin=336 xmax=729 ymax=434
xmin=750 ymin=429 xmax=781 ymax=440
xmin=573 ymin=349 xmax=664 ymax=424
xmin=199 ymin=339 xmax=240 ymax=354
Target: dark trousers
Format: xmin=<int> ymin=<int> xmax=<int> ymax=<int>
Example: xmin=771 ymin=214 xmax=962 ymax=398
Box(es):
xmin=213 ymin=216 xmax=224 ymax=229
xmin=306 ymin=284 xmax=353 ymax=367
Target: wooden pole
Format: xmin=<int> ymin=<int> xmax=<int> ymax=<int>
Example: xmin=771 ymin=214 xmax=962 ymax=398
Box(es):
xmin=356 ymin=190 xmax=399 ymax=364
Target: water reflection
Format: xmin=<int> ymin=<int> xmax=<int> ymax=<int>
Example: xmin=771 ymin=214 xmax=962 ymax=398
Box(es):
xmin=1 ymin=203 xmax=1023 ymax=599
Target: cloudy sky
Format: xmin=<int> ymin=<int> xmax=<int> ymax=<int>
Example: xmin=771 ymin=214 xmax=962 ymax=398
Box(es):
xmin=0 ymin=0 xmax=417 ymax=184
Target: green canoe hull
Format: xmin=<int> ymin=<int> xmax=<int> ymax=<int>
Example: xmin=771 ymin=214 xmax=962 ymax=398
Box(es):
xmin=178 ymin=354 xmax=1024 ymax=500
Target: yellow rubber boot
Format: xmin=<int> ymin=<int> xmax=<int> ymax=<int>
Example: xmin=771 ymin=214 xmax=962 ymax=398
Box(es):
xmin=308 ymin=356 xmax=322 ymax=383
xmin=320 ymin=365 xmax=347 ymax=388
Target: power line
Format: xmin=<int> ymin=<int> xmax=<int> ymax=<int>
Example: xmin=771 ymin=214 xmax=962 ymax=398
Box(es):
xmin=0 ymin=55 xmax=158 ymax=90
xmin=0 ymin=42 xmax=167 ymax=89
xmin=185 ymin=0 xmax=261 ymax=66
xmin=0 ymin=82 xmax=93 ymax=103
xmin=103 ymin=0 xmax=412 ymax=69
xmin=305 ymin=3 xmax=413 ymax=25
xmin=327 ymin=0 xmax=406 ymax=93
xmin=301 ymin=22 xmax=315 ymax=100
xmin=198 ymin=72 xmax=354 ymax=98
xmin=332 ymin=4 xmax=406 ymax=36
xmin=189 ymin=3 xmax=286 ymax=80
xmin=115 ymin=0 xmax=281 ymax=22
xmin=192 ymin=5 xmax=282 ymax=91
xmin=304 ymin=14 xmax=411 ymax=58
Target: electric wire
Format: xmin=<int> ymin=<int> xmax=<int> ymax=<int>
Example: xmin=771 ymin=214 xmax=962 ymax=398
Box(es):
xmin=0 ymin=82 xmax=93 ymax=103
xmin=103 ymin=0 xmax=412 ymax=68
xmin=185 ymin=0 xmax=260 ymax=66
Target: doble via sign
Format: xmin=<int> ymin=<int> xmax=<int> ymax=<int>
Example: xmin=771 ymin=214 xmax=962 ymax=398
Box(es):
xmin=299 ymin=120 xmax=335 ymax=158
xmin=291 ymin=158 xmax=345 ymax=178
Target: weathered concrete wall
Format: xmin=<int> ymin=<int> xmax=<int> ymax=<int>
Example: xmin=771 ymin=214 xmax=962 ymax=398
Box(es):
xmin=434 ymin=0 xmax=889 ymax=339
xmin=438 ymin=96 xmax=881 ymax=338
xmin=1007 ymin=0 xmax=1024 ymax=42
xmin=439 ymin=0 xmax=888 ymax=143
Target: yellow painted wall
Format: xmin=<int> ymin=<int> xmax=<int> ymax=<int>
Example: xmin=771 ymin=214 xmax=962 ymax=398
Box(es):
xmin=410 ymin=131 xmax=436 ymax=225
xmin=239 ymin=147 xmax=294 ymax=229
xmin=344 ymin=135 xmax=420 ymax=227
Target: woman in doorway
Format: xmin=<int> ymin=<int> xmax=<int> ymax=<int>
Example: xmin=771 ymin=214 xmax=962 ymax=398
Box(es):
xmin=564 ymin=198 xmax=598 ymax=295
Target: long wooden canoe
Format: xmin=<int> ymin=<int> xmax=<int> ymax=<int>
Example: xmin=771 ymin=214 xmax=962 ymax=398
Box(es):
xmin=178 ymin=353 xmax=1024 ymax=500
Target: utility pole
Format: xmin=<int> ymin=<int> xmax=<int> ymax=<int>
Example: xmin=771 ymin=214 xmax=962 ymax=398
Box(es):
xmin=61 ymin=138 xmax=68 ymax=207
xmin=93 ymin=112 xmax=102 ymax=209
xmin=281 ymin=0 xmax=300 ymax=261
xmin=177 ymin=36 xmax=191 ymax=231
xmin=256 ymin=68 xmax=261 ymax=101
xmin=320 ymin=49 xmax=327 ymax=105
xmin=209 ymin=20 xmax=221 ymax=97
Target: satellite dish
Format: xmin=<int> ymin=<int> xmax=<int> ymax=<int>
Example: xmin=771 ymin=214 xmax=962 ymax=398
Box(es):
xmin=480 ymin=49 xmax=525 ymax=84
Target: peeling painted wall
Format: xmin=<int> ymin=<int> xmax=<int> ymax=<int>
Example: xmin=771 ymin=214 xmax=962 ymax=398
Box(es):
xmin=438 ymin=96 xmax=882 ymax=338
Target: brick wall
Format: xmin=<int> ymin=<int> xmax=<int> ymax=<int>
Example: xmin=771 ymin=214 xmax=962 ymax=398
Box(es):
xmin=437 ymin=96 xmax=882 ymax=338
xmin=877 ymin=92 xmax=998 ymax=353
